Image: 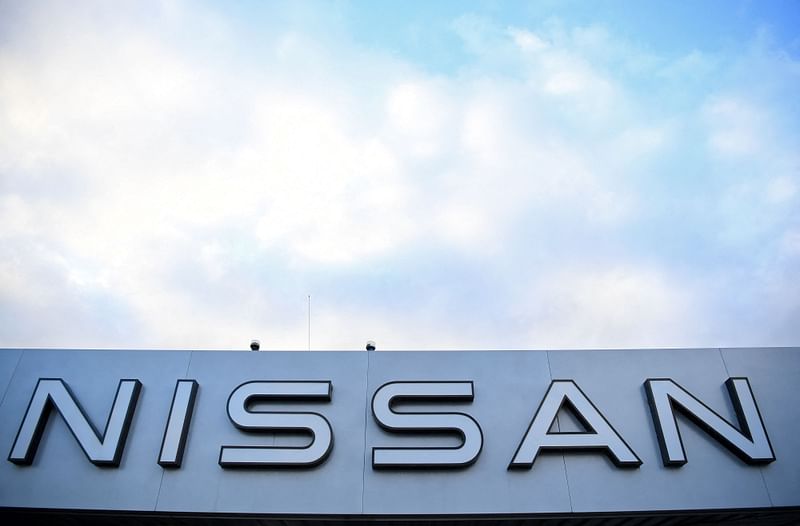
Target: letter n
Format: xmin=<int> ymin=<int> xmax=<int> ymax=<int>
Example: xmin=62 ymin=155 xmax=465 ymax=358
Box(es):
xmin=645 ymin=377 xmax=775 ymax=466
xmin=8 ymin=378 xmax=142 ymax=466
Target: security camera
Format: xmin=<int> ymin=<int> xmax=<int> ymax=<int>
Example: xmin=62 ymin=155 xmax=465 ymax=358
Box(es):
xmin=366 ymin=340 xmax=376 ymax=351
xmin=250 ymin=340 xmax=260 ymax=351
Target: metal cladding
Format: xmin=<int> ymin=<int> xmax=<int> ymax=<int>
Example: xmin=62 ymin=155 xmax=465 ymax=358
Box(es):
xmin=0 ymin=347 xmax=798 ymax=516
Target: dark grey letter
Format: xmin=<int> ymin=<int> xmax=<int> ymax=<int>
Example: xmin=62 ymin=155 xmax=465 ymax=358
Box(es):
xmin=645 ymin=377 xmax=775 ymax=466
xmin=8 ymin=378 xmax=141 ymax=466
xmin=509 ymin=380 xmax=641 ymax=469
xmin=219 ymin=381 xmax=333 ymax=467
xmin=158 ymin=379 xmax=199 ymax=467
xmin=371 ymin=381 xmax=483 ymax=468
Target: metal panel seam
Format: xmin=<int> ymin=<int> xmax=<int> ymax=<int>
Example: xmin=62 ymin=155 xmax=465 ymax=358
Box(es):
xmin=548 ymin=350 xmax=574 ymax=513
xmin=154 ymin=351 xmax=194 ymax=512
xmin=717 ymin=348 xmax=730 ymax=377
xmin=719 ymin=348 xmax=776 ymax=508
xmin=0 ymin=349 xmax=24 ymax=407
xmin=360 ymin=351 xmax=370 ymax=515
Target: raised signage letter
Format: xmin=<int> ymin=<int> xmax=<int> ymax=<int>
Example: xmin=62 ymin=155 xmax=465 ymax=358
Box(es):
xmin=158 ymin=379 xmax=199 ymax=467
xmin=219 ymin=381 xmax=333 ymax=467
xmin=371 ymin=381 xmax=483 ymax=468
xmin=645 ymin=377 xmax=775 ymax=466
xmin=509 ymin=380 xmax=641 ymax=469
xmin=8 ymin=378 xmax=141 ymax=466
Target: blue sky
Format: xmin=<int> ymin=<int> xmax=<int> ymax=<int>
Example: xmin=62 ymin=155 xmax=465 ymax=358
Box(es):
xmin=1 ymin=0 xmax=798 ymax=350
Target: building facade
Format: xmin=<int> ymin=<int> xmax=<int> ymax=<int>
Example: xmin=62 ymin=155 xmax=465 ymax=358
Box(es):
xmin=1 ymin=348 xmax=798 ymax=524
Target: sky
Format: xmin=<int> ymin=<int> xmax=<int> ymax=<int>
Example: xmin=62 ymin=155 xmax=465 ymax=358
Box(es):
xmin=1 ymin=0 xmax=799 ymax=351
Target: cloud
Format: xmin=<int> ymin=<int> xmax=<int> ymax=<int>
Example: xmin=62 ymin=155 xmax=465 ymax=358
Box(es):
xmin=705 ymin=96 xmax=766 ymax=157
xmin=523 ymin=266 xmax=698 ymax=349
xmin=0 ymin=1 xmax=798 ymax=350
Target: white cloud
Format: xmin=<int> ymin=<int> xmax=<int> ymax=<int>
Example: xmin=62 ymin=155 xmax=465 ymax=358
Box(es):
xmin=765 ymin=175 xmax=797 ymax=204
xmin=1 ymin=2 xmax=798 ymax=350
xmin=386 ymin=79 xmax=456 ymax=158
xmin=658 ymin=50 xmax=716 ymax=81
xmin=508 ymin=28 xmax=549 ymax=53
xmin=521 ymin=266 xmax=699 ymax=349
xmin=704 ymin=96 xmax=766 ymax=157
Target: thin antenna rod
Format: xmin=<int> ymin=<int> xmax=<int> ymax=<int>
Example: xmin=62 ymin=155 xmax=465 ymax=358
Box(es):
xmin=307 ymin=294 xmax=311 ymax=351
